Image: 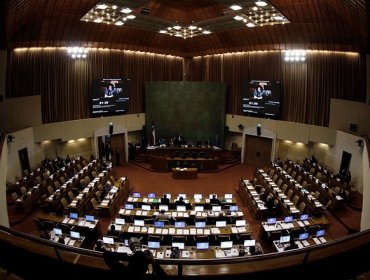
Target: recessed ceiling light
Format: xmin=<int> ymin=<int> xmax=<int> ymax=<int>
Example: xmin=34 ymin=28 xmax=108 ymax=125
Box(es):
xmin=230 ymin=5 xmax=242 ymax=11
xmin=246 ymin=22 xmax=255 ymax=27
xmin=96 ymin=4 xmax=108 ymax=9
xmin=234 ymin=15 xmax=243 ymax=21
xmin=115 ymin=21 xmax=124 ymax=26
xmin=255 ymin=1 xmax=268 ymax=7
xmin=121 ymin=8 xmax=132 ymax=14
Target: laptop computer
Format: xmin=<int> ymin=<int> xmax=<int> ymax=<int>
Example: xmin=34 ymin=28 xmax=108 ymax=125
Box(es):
xmin=172 ymin=242 xmax=185 ymax=250
xmin=115 ymin=218 xmax=125 ymax=225
xmin=196 ymin=242 xmax=209 ymax=250
xmin=175 ymin=221 xmax=186 ymax=228
xmin=148 ymin=241 xmax=161 ymax=249
xmin=194 ymin=194 xmax=202 ymax=200
xmin=132 ymin=192 xmax=141 ymax=198
xmin=53 ymin=228 xmax=62 ymax=236
xmin=142 ymin=204 xmax=151 ymax=211
xmin=69 ymin=212 xmax=78 ymax=220
xmin=70 ymin=231 xmax=80 ymax=239
xmin=154 ymin=221 xmax=165 ymax=228
xmin=195 ymin=221 xmax=206 ymax=228
xmin=194 ymin=206 xmax=204 ymax=212
xmin=244 ymin=239 xmax=256 ymax=247
xmin=224 ymin=194 xmax=233 ymax=199
xmin=148 ymin=193 xmax=156 ymax=198
xmin=85 ymin=215 xmax=95 ymax=222
xmin=124 ymin=203 xmax=134 ymax=210
xmin=220 ymin=241 xmax=233 ymax=249
xmin=229 ymin=205 xmax=238 ymax=211
xmin=177 ymin=205 xmax=186 ymax=212
xmin=134 ymin=220 xmax=145 ymax=226
xmin=158 ymin=205 xmax=168 ymax=211
xmin=236 ymin=220 xmax=246 ymax=227
xmin=279 ymin=235 xmax=290 ymax=244
xmin=103 ymin=236 xmax=115 ymax=245
xmin=284 ymin=216 xmax=293 ymax=223
xmin=212 ymin=206 xmax=222 ymax=212
xmin=266 ymin=217 xmax=276 ymax=225
xmin=216 ymin=221 xmax=227 ymax=228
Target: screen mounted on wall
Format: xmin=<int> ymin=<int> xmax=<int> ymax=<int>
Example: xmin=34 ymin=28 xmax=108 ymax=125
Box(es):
xmin=242 ymin=80 xmax=281 ymax=119
xmin=90 ymin=78 xmax=130 ymax=117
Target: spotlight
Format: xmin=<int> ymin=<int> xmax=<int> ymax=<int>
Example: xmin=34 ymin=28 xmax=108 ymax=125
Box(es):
xmin=7 ymin=135 xmax=15 ymax=143
xmin=109 ymin=123 xmax=114 ymax=135
xmin=256 ymin=124 xmax=262 ymax=136
xmin=237 ymin=124 xmax=244 ymax=130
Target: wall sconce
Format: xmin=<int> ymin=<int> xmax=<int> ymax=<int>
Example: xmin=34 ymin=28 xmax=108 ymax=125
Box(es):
xmin=355 ymin=139 xmax=363 ymax=147
xmin=237 ymin=124 xmax=244 ymax=130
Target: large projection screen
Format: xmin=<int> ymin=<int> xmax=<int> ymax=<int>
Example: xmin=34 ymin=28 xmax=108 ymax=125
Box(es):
xmin=145 ymin=81 xmax=226 ymax=147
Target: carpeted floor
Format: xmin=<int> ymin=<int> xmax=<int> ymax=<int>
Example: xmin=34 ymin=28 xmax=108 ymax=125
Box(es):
xmin=7 ymin=161 xmax=362 ymax=253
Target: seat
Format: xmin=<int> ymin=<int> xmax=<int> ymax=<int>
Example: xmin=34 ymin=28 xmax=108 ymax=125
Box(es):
xmin=68 ymin=191 xmax=75 ymax=201
xmin=268 ymin=169 xmax=274 ymax=176
xmin=54 ymin=181 xmax=60 ymax=189
xmin=276 ymin=179 xmax=283 ymax=188
xmin=272 ymin=174 xmax=278 ymax=182
xmin=291 ymin=171 xmax=297 ymax=178
xmin=301 ymin=181 xmax=308 ymax=188
xmin=195 ymin=235 xmax=209 ymax=243
xmin=60 ymin=176 xmax=66 ymax=184
xmin=20 ymin=186 xmax=27 ymax=194
xmin=281 ymin=184 xmax=288 ymax=193
xmin=313 ymin=191 xmax=320 ymax=199
xmin=286 ymin=189 xmax=294 ymax=199
xmin=298 ymin=201 xmax=306 ymax=213
xmin=292 ymin=195 xmax=300 ymax=206
xmin=286 ymin=167 xmax=292 ymax=174
xmin=216 ymin=234 xmax=231 ymax=243
xmin=91 ymin=197 xmax=99 ymax=208
xmin=306 ymin=224 xmax=321 ymax=235
xmin=148 ymin=235 xmax=163 ymax=243
xmin=309 ymin=167 xmax=315 ymax=174
xmin=47 ymin=185 xmax=54 ymax=195
xmin=235 ymin=233 xmax=251 ymax=245
xmin=61 ymin=197 xmax=69 ymax=209
xmin=172 ymin=235 xmax=187 ymax=245
xmin=282 ymin=164 xmax=288 ymax=170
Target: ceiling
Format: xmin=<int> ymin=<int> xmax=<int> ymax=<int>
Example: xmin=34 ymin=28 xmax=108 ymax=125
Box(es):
xmin=1 ymin=0 xmax=369 ymax=56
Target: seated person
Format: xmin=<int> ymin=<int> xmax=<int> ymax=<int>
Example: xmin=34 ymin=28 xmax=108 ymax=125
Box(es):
xmin=58 ymin=236 xmax=66 ymax=245
xmin=160 ymin=194 xmax=170 ymax=205
xmin=155 ymin=209 xmax=172 ymax=222
xmin=174 ymin=196 xmax=186 ymax=206
xmin=284 ymin=238 xmax=299 ymax=251
xmin=210 ymin=194 xmax=221 ymax=205
xmin=107 ymin=224 xmax=120 ymax=238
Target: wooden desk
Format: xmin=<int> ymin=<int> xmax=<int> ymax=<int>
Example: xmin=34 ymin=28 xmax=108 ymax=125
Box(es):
xmin=172 ymin=168 xmax=197 ymax=179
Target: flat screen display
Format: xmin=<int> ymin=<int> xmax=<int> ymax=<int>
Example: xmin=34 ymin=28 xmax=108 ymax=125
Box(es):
xmin=195 ymin=222 xmax=206 ymax=228
xmin=316 ymin=229 xmax=325 ymax=237
xmin=70 ymin=231 xmax=80 ymax=239
xmin=284 ymin=216 xmax=293 ymax=223
xmin=194 ymin=206 xmax=204 ymax=212
xmin=154 ymin=221 xmax=165 ymax=228
xmin=148 ymin=193 xmax=156 ymax=198
xmin=279 ymin=235 xmax=290 ymax=244
xmin=148 ymin=241 xmax=161 ymax=249
xmin=53 ymin=228 xmax=62 ymax=236
xmin=103 ymin=237 xmax=114 ymax=245
xmin=172 ymin=242 xmax=185 ymax=250
xmin=266 ymin=217 xmax=276 ymax=225
xmin=158 ymin=205 xmax=168 ymax=211
xmin=299 ymin=232 xmax=309 ymax=241
xmin=300 ymin=214 xmax=309 ymax=221
xmin=242 ymin=80 xmax=281 ymax=119
xmin=91 ymin=78 xmax=130 ymax=117
xmin=175 ymin=221 xmax=186 ymax=228
xmin=115 ymin=218 xmax=125 ymax=225
xmin=236 ymin=220 xmax=246 ymax=227
xmin=196 ymin=242 xmax=209 ymax=250
xmin=85 ymin=215 xmax=95 ymax=222
xmin=69 ymin=212 xmax=78 ymax=220
xmin=125 ymin=204 xmax=134 ymax=210
xmin=244 ymin=239 xmax=256 ymax=247
xmin=220 ymin=241 xmax=233 ymax=249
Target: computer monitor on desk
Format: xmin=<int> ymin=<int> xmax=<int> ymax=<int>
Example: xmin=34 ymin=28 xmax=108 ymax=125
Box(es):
xmin=85 ymin=215 xmax=95 ymax=222
xmin=69 ymin=212 xmax=78 ymax=220
xmin=236 ymin=220 xmax=246 ymax=227
xmin=148 ymin=241 xmax=161 ymax=249
xmin=196 ymin=242 xmax=209 ymax=250
xmin=125 ymin=203 xmax=134 ymax=210
xmin=154 ymin=221 xmax=165 ymax=228
xmin=159 ymin=205 xmax=168 ymax=211
xmin=266 ymin=217 xmax=276 ymax=225
xmin=244 ymin=239 xmax=256 ymax=247
xmin=284 ymin=216 xmax=293 ymax=223
xmin=53 ymin=228 xmax=62 ymax=236
xmin=70 ymin=231 xmax=80 ymax=239
xmin=224 ymin=194 xmax=233 ymax=199
xmin=209 ymin=194 xmax=218 ymax=199
xmin=195 ymin=206 xmax=204 ymax=212
xmin=163 ymin=193 xmax=171 ymax=199
xmin=216 ymin=221 xmax=227 ymax=228
xmin=298 ymin=232 xmax=309 ymax=241
xmin=279 ymin=235 xmax=290 ymax=244
xmin=177 ymin=205 xmax=186 ymax=212
xmin=212 ymin=206 xmax=222 ymax=212
xmin=229 ymin=205 xmax=238 ymax=211
xmin=115 ymin=218 xmax=125 ymax=225
xmin=220 ymin=241 xmax=233 ymax=249
xmin=172 ymin=242 xmax=185 ymax=250
xmin=132 ymin=192 xmax=141 ymax=198
xmin=316 ymin=229 xmax=325 ymax=237
xmin=148 ymin=193 xmax=156 ymax=198
xmin=195 ymin=221 xmax=206 ymax=228
xmin=134 ymin=220 xmax=145 ymax=226
xmin=103 ymin=236 xmax=115 ymax=245
xmin=194 ymin=194 xmax=202 ymax=200
xmin=142 ymin=204 xmax=151 ymax=211
xmin=175 ymin=221 xmax=186 ymax=228
xmin=177 ymin=194 xmax=187 ymax=199
xmin=300 ymin=214 xmax=309 ymax=221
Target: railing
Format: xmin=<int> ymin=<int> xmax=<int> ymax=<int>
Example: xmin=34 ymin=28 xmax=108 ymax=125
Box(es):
xmin=1 ymin=225 xmax=370 ymax=279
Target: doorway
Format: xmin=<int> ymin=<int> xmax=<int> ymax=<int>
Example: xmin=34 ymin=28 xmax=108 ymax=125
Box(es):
xmin=18 ymin=148 xmax=30 ymax=176
xmin=339 ymin=151 xmax=352 ymax=174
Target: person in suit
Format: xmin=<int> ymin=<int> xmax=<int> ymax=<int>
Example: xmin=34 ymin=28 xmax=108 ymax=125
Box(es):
xmin=210 ymin=194 xmax=221 ymax=205
xmin=155 ymin=209 xmax=171 ymax=222
xmin=174 ymin=196 xmax=186 ymax=206
xmin=284 ymin=238 xmax=298 ymax=251
xmin=249 ymin=245 xmax=262 ymax=255
xmin=160 ymin=194 xmax=170 ymax=205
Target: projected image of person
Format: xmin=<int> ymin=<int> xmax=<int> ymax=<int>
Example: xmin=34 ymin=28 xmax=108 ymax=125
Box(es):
xmin=105 ymin=83 xmax=117 ymax=98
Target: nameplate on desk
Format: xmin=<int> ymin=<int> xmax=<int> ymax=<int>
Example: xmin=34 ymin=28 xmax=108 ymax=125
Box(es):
xmin=169 ymin=228 xmax=175 ymax=235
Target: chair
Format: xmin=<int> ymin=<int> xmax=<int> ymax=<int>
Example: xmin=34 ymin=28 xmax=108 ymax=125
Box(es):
xmin=20 ymin=186 xmax=27 ymax=194
xmin=148 ymin=235 xmax=163 ymax=243
xmin=47 ymin=185 xmax=54 ymax=195
xmin=60 ymin=176 xmax=66 ymax=184
xmin=291 ymin=171 xmax=297 ymax=178
xmin=216 ymin=234 xmax=231 ymax=243
xmin=301 ymin=181 xmax=308 ymax=188
xmin=281 ymin=184 xmax=288 ymax=193
xmin=298 ymin=201 xmax=306 ymax=213
xmin=61 ymin=197 xmax=69 ymax=209
xmin=68 ymin=191 xmax=75 ymax=201
xmin=292 ymin=195 xmax=300 ymax=206
xmin=286 ymin=189 xmax=293 ymax=199
xmin=296 ymin=175 xmax=302 ymax=183
xmin=306 ymin=224 xmax=321 ymax=235
xmin=54 ymin=181 xmax=60 ymax=189
xmin=276 ymin=179 xmax=283 ymax=188
xmin=313 ymin=191 xmax=320 ymax=199
xmin=268 ymin=169 xmax=274 ymax=176
xmin=91 ymin=197 xmax=99 ymax=208
xmin=235 ymin=233 xmax=251 ymax=245
xmin=272 ymin=174 xmax=278 ymax=182
xmin=286 ymin=167 xmax=292 ymax=174
xmin=172 ymin=235 xmax=187 ymax=245
xmin=195 ymin=235 xmax=209 ymax=243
